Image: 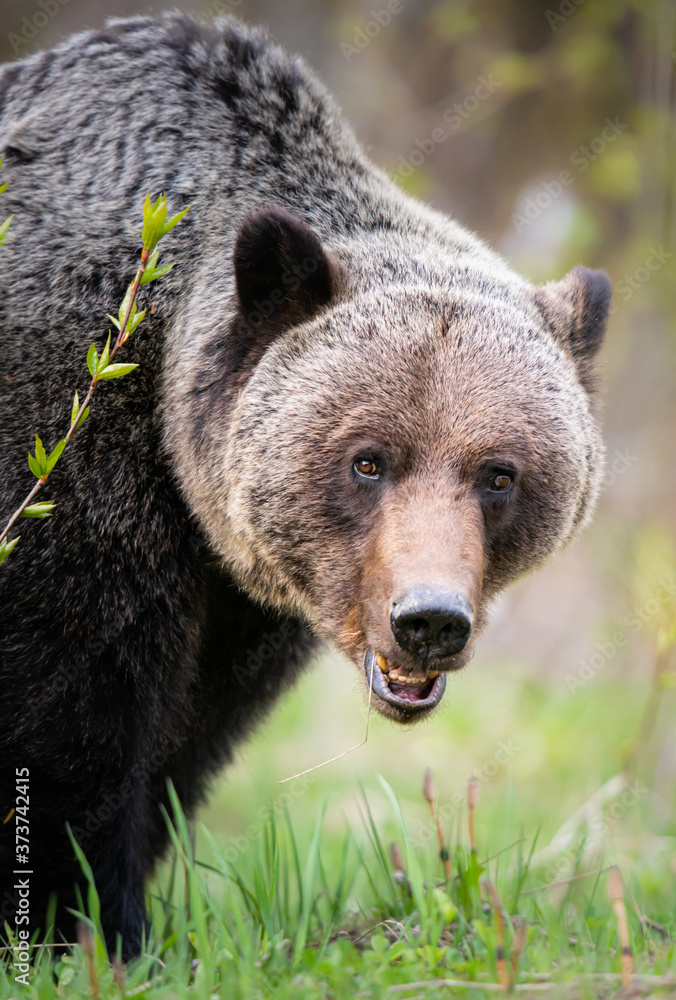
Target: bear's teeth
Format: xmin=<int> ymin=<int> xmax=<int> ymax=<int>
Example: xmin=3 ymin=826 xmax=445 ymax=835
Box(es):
xmin=381 ymin=662 xmax=441 ymax=685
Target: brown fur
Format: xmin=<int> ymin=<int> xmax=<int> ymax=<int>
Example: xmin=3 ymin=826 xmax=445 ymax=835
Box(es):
xmin=0 ymin=16 xmax=612 ymax=952
xmin=166 ymin=266 xmax=610 ymax=722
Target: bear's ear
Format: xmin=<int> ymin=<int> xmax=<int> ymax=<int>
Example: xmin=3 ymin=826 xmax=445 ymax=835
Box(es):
xmin=534 ymin=266 xmax=612 ymax=392
xmin=233 ymin=206 xmax=343 ymax=328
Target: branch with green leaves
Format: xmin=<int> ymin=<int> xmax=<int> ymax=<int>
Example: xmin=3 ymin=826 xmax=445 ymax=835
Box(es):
xmin=0 ymin=158 xmax=12 ymax=247
xmin=0 ymin=192 xmax=190 ymax=564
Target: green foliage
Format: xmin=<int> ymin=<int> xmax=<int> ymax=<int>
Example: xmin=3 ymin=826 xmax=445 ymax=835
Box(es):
xmin=142 ymin=192 xmax=190 ymax=253
xmin=85 ymin=342 xmax=98 ymax=378
xmin=20 ymin=501 xmax=56 ymax=518
xmin=86 ymin=333 xmax=139 ymax=381
xmin=107 ymin=289 xmax=145 ymax=335
xmin=0 ymin=536 xmax=20 ymax=564
xmin=0 ymin=157 xmax=11 ymax=245
xmin=96 ymin=363 xmax=139 ymax=381
xmin=1 ymin=192 xmax=190 ymax=565
xmin=97 ymin=333 xmax=110 ymax=375
xmin=140 ymin=247 xmax=175 ymax=285
xmin=3 ymin=758 xmax=673 ymax=999
xmin=69 ymin=391 xmax=90 ymax=431
xmin=454 ymin=846 xmax=485 ymax=916
xmin=27 ymin=434 xmax=66 ymax=480
xmin=0 ymin=213 xmax=12 ymax=246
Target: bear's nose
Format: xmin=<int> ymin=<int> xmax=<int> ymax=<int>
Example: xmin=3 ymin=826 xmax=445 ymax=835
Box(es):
xmin=390 ymin=588 xmax=474 ymax=660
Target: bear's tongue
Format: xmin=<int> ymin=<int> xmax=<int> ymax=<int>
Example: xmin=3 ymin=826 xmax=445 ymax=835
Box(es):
xmin=366 ymin=652 xmax=447 ymax=713
xmin=386 ymin=676 xmax=435 ymax=702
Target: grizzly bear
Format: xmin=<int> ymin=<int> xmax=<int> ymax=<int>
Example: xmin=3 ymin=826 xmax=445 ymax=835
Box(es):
xmin=0 ymin=14 xmax=611 ymax=958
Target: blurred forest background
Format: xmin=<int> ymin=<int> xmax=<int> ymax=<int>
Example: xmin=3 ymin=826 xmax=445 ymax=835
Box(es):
xmin=1 ymin=0 xmax=674 ymax=896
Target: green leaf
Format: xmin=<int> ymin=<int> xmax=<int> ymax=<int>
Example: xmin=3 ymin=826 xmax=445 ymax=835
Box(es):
xmin=28 ymin=452 xmax=43 ymax=479
xmin=143 ymin=192 xmax=162 ymax=226
xmin=140 ymin=248 xmax=161 ymax=285
xmin=144 ymin=247 xmax=160 ymax=270
xmin=127 ymin=308 xmax=146 ymax=334
xmin=21 ymin=501 xmax=56 ymax=519
xmin=97 ymin=363 xmax=139 ymax=380
xmin=161 ymin=205 xmax=190 ymax=240
xmin=0 ymin=215 xmax=13 ymax=245
xmin=0 ymin=536 xmax=20 ymax=564
xmin=46 ymin=438 xmax=66 ymax=474
xmin=106 ymin=313 xmax=121 ymax=331
xmin=0 ymin=182 xmax=8 ymax=195
xmin=126 ymin=302 xmax=138 ymax=333
xmin=117 ymin=282 xmax=135 ymax=331
xmin=86 ymin=343 xmax=98 ymax=378
xmin=70 ymin=391 xmax=80 ymax=427
xmin=75 ymin=406 xmax=90 ymax=431
xmin=142 ymin=194 xmax=168 ymax=252
xmin=34 ymin=435 xmax=47 ymax=471
xmin=153 ymin=262 xmax=174 ymax=280
xmin=96 ymin=333 xmax=111 ymax=376
xmin=140 ymin=195 xmax=189 ymax=252
xmin=141 ymin=260 xmax=174 ymax=285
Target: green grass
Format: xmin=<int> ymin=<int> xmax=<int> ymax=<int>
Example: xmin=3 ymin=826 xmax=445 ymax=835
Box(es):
xmin=2 ymin=660 xmax=675 ymax=999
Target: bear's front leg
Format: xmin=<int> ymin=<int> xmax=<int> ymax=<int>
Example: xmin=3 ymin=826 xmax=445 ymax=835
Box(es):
xmin=9 ymin=763 xmax=153 ymax=961
xmin=80 ymin=810 xmax=151 ymax=961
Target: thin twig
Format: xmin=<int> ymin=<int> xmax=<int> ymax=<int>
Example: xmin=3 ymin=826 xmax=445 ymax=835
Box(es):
xmin=518 ymin=866 xmax=613 ymax=896
xmin=0 ymin=478 xmax=45 ymax=547
xmin=481 ymin=839 xmax=527 ymax=867
xmin=124 ymin=977 xmax=163 ymax=996
xmin=357 ymin=980 xmax=551 ymax=994
xmin=0 ymin=248 xmax=150 ymax=548
xmin=0 ymin=941 xmax=78 ymax=952
xmin=356 ymin=974 xmax=676 ymax=995
xmin=352 ymin=919 xmax=408 ymax=945
xmin=278 ymin=656 xmax=374 ymax=783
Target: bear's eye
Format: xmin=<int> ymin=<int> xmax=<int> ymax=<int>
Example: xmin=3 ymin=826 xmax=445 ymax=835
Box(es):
xmin=488 ymin=472 xmax=513 ymax=493
xmin=353 ymin=457 xmax=380 ymax=480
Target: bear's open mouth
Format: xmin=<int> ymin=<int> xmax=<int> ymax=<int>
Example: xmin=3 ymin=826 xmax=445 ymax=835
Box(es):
xmin=364 ymin=650 xmax=447 ymax=714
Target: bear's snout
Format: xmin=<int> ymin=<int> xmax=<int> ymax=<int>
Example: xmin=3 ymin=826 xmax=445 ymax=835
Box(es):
xmin=390 ymin=588 xmax=473 ymax=660
xmin=353 ymin=484 xmax=485 ymax=720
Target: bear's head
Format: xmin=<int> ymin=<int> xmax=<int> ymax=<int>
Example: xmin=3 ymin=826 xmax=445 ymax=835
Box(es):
xmin=173 ymin=206 xmax=611 ymax=722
